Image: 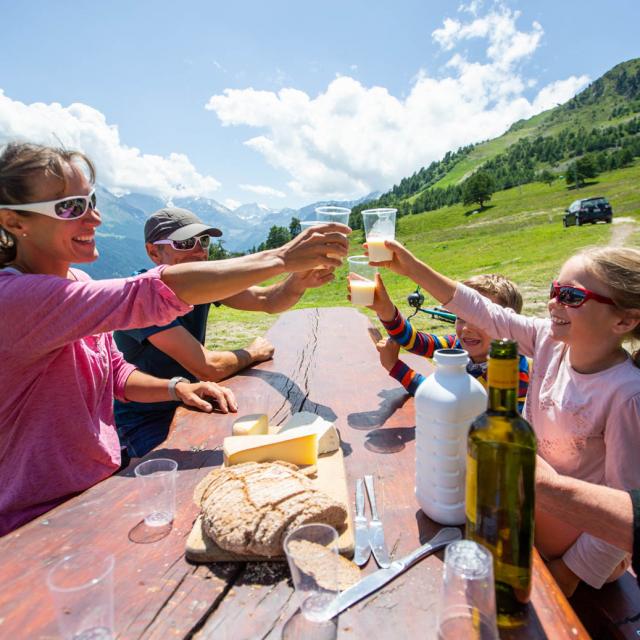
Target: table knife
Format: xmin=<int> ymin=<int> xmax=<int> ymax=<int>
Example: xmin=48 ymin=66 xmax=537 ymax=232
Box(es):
xmin=331 ymin=527 xmax=462 ymax=617
xmin=364 ymin=474 xmax=391 ymax=568
xmin=354 ymin=478 xmax=371 ymax=566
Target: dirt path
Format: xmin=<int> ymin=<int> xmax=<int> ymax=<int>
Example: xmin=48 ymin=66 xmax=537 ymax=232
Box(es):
xmin=609 ymin=216 xmax=637 ymax=247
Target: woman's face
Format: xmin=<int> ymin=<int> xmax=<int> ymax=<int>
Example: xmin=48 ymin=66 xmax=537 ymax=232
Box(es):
xmin=19 ymin=162 xmax=101 ymax=269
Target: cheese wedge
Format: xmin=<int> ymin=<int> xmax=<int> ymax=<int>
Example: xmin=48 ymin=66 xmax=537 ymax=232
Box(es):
xmin=232 ymin=414 xmax=269 ymax=436
xmin=278 ymin=412 xmax=340 ymax=455
xmin=223 ymin=427 xmax=319 ymax=466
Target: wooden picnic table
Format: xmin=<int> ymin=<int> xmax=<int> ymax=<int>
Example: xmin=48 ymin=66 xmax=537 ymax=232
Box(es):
xmin=0 ymin=307 xmax=591 ymax=639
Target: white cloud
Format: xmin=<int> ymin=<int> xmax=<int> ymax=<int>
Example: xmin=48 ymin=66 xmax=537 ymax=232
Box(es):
xmin=239 ymin=184 xmax=286 ymax=198
xmin=458 ymin=1 xmax=483 ymax=16
xmin=206 ymin=3 xmax=589 ymax=200
xmin=0 ymin=90 xmax=222 ymax=200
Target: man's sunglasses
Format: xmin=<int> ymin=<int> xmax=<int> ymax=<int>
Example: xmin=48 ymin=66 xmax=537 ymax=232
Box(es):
xmin=153 ymin=234 xmax=212 ymax=251
xmin=549 ymin=280 xmax=616 ymax=308
xmin=0 ymin=189 xmax=97 ymax=220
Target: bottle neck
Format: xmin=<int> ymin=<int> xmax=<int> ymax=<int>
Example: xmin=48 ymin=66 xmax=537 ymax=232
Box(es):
xmin=487 ymin=357 xmax=519 ymax=413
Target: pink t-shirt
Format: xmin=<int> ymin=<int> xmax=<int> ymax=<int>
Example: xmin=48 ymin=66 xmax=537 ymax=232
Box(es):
xmin=448 ymin=284 xmax=640 ymax=588
xmin=0 ymin=266 xmax=191 ymax=535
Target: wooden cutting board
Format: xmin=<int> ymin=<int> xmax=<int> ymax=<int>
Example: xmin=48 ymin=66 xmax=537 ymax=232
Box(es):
xmin=185 ymin=446 xmax=354 ymax=562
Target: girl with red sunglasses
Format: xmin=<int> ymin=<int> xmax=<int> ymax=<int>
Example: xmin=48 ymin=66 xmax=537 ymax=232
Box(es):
xmin=368 ymin=238 xmax=640 ymax=597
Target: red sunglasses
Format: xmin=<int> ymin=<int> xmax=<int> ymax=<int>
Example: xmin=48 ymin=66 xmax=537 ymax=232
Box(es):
xmin=549 ymin=281 xmax=616 ymax=308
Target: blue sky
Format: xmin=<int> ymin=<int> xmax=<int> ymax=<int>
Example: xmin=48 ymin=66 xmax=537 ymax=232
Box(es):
xmin=1 ymin=0 xmax=638 ymax=209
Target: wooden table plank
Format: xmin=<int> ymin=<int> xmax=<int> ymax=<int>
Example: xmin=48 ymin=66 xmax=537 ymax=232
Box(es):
xmin=0 ymin=307 xmax=590 ymax=640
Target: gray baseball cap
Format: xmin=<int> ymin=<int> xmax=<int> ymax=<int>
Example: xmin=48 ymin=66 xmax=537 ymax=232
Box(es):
xmin=144 ymin=207 xmax=222 ymax=243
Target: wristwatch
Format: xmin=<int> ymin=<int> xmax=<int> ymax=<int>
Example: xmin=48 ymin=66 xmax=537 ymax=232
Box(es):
xmin=168 ymin=376 xmax=189 ymax=402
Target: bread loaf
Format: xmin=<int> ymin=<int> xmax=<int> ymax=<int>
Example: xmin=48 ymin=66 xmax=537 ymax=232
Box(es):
xmin=196 ymin=461 xmax=347 ymax=557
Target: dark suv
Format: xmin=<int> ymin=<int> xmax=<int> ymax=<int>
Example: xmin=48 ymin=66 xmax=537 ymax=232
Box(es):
xmin=563 ymin=197 xmax=613 ymax=227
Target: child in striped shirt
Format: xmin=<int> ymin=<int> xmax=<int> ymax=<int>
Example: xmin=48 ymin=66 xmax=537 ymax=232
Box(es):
xmin=372 ymin=273 xmax=530 ymax=412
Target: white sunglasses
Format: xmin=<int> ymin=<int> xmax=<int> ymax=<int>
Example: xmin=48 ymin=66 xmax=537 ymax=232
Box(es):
xmin=0 ymin=189 xmax=97 ymax=220
xmin=153 ymin=234 xmax=212 ymax=251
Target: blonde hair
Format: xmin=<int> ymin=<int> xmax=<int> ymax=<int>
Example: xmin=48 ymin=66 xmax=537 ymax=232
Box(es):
xmin=580 ymin=246 xmax=640 ymax=367
xmin=463 ymin=273 xmax=523 ymax=313
xmin=0 ymin=142 xmax=96 ymax=266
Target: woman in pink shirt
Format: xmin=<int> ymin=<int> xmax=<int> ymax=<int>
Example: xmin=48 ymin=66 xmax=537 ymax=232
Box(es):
xmin=367 ymin=238 xmax=640 ymax=596
xmin=0 ymin=143 xmax=349 ymax=535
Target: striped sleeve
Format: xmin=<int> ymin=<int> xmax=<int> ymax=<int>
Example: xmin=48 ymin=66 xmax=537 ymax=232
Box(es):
xmin=517 ymin=355 xmax=531 ymax=414
xmin=381 ymin=307 xmax=457 ymax=356
xmin=389 ymin=360 xmax=425 ymax=396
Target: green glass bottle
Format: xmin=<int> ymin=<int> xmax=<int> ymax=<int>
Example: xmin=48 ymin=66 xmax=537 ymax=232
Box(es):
xmin=465 ymin=339 xmax=536 ymax=628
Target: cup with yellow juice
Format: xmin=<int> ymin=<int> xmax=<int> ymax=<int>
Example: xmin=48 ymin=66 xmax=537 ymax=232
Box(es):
xmin=348 ymin=255 xmax=377 ymax=306
xmin=362 ymin=208 xmax=396 ymax=262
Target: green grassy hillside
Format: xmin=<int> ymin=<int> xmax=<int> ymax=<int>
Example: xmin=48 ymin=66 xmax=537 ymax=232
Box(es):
xmin=429 ymin=58 xmax=640 ymax=191
xmin=206 ymin=161 xmax=640 ymax=351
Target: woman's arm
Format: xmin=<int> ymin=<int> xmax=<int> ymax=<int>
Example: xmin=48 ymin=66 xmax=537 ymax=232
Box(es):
xmin=162 ymin=224 xmax=348 ymax=305
xmin=123 ymin=369 xmax=238 ymax=414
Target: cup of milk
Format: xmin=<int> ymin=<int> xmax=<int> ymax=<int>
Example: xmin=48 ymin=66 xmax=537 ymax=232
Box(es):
xmin=348 ymin=255 xmax=377 ymax=306
xmin=362 ymin=208 xmax=396 ymax=262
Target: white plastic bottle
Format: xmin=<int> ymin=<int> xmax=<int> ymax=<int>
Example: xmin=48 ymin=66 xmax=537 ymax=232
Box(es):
xmin=414 ymin=348 xmax=488 ymax=525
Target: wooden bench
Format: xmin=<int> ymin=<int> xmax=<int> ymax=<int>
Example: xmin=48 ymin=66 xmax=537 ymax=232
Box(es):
xmin=0 ymin=307 xmax=594 ymax=638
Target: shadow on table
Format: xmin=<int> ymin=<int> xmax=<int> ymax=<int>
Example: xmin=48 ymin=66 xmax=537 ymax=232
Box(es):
xmin=347 ymin=388 xmax=411 ymax=431
xmin=282 ymin=611 xmax=337 ymax=640
xmin=414 ymin=510 xmax=461 ymax=550
xmin=236 ymin=369 xmax=338 ymax=424
xmin=128 ymin=519 xmax=172 ymax=544
xmin=364 ymin=426 xmax=415 ymax=454
xmin=119 ymin=447 xmax=223 ymax=477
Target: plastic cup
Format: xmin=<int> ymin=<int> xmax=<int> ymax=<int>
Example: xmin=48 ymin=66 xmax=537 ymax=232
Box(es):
xmin=315 ymin=205 xmax=351 ymax=227
xmin=284 ymin=524 xmax=340 ymax=622
xmin=134 ymin=458 xmax=178 ymax=527
xmin=347 ymin=255 xmax=377 ymax=306
xmin=300 ymin=220 xmax=322 ymax=232
xmin=47 ymin=552 xmax=115 ymax=640
xmin=316 ymin=206 xmax=351 ymax=261
xmin=436 ymin=540 xmax=499 ymax=640
xmin=362 ymin=208 xmax=396 ymax=262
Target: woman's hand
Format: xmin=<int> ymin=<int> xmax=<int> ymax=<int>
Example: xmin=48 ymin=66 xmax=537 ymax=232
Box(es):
xmin=278 ymin=223 xmax=350 ymax=272
xmin=175 ymin=380 xmax=238 ymax=414
xmin=365 ymin=239 xmax=416 ymax=277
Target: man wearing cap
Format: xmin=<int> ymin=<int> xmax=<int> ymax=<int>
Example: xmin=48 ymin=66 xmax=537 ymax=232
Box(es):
xmin=113 ymin=207 xmax=336 ymax=457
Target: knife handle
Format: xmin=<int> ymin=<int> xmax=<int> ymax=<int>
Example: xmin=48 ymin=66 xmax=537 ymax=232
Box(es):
xmin=356 ymin=478 xmax=365 ymax=516
xmin=364 ymin=475 xmax=379 ymax=520
xmin=399 ymin=527 xmax=462 ymax=569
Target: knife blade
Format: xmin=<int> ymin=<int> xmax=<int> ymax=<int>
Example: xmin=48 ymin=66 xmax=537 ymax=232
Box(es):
xmin=364 ymin=474 xmax=391 ymax=568
xmin=353 ymin=478 xmax=371 ymax=566
xmin=331 ymin=527 xmax=462 ymax=617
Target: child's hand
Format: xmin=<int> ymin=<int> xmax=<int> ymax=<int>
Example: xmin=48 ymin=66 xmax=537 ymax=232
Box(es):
xmin=376 ymin=337 xmax=401 ymax=372
xmin=369 ymin=273 xmax=396 ymax=321
xmin=366 ymin=239 xmax=416 ymax=277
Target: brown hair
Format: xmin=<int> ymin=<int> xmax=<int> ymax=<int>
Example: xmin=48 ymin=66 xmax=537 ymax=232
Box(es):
xmin=580 ymin=246 xmax=640 ymax=367
xmin=463 ymin=273 xmax=523 ymax=313
xmin=0 ymin=143 xmax=96 ymax=266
